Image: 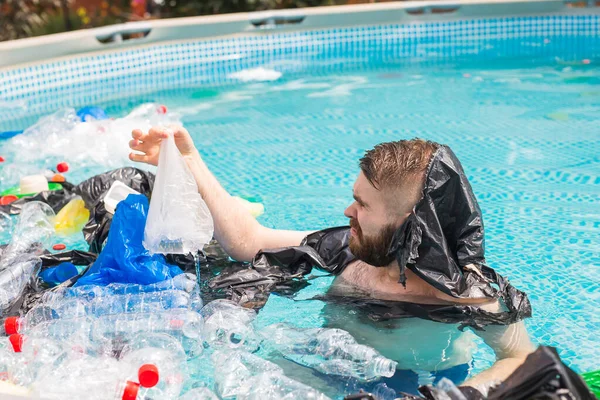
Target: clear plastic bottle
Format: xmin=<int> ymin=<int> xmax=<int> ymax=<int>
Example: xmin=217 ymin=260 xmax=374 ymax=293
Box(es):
xmin=3 ymin=298 xmax=90 ymax=335
xmin=0 ymin=201 xmax=55 ymax=269
xmin=212 ymin=350 xmax=283 ymax=399
xmin=89 ymin=290 xmax=192 ymax=317
xmin=42 ymin=273 xmax=197 ymax=303
xmin=119 ymin=333 xmax=188 ymax=399
xmin=200 ymin=300 xmax=258 ymax=351
xmin=212 ymin=350 xmax=330 ymax=400
xmin=93 ymin=309 xmax=203 ymax=357
xmin=260 ymin=323 xmax=397 ymax=381
xmin=30 ymin=353 xmax=142 ymax=400
xmin=0 ymin=256 xmax=42 ymax=313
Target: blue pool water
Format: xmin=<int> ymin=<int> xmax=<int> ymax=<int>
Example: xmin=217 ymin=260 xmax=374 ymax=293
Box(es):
xmin=1 ymin=14 xmax=600 ymax=397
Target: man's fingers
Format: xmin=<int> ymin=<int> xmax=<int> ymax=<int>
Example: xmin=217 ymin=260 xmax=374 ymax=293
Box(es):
xmin=132 ymin=129 xmax=144 ymax=140
xmin=129 ymin=152 xmax=151 ymax=163
xmin=148 ymin=127 xmax=169 ymax=140
xmin=129 ymin=139 xmax=140 ymax=149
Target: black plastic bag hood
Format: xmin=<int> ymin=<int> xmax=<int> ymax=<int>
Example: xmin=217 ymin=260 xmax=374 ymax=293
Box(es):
xmin=390 ymin=145 xmax=491 ymax=299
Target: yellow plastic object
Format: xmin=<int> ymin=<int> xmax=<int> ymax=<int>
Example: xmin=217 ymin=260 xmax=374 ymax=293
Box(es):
xmin=233 ymin=196 xmax=265 ymax=218
xmin=54 ymin=197 xmax=90 ymax=235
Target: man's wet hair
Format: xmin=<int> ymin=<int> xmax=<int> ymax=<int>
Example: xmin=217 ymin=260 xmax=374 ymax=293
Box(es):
xmin=359 ymin=139 xmax=440 ymax=191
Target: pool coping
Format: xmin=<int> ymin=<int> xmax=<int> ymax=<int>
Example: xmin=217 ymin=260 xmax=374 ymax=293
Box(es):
xmin=1 ymin=0 xmax=599 ymax=70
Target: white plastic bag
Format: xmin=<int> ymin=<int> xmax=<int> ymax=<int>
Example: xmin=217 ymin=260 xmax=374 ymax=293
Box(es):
xmin=143 ymin=130 xmax=214 ymax=255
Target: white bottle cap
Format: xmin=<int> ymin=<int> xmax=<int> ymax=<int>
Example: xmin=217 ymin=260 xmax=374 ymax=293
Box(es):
xmin=103 ymin=180 xmax=140 ymax=214
xmin=19 ymin=175 xmax=49 ymax=195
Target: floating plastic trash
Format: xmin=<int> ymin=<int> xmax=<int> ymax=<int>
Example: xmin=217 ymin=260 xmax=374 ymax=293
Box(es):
xmin=54 ymin=196 xmax=89 ymax=236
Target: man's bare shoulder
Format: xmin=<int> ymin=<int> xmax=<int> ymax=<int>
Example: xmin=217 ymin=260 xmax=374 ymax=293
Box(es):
xmin=332 ymin=260 xmax=499 ymax=307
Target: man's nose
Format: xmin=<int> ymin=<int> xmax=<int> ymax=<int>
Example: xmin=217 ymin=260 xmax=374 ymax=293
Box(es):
xmin=344 ymin=202 xmax=356 ymax=219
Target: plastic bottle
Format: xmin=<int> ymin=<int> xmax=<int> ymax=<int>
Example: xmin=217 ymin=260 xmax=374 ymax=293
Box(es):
xmin=212 ymin=350 xmax=283 ymax=399
xmin=30 ymin=353 xmax=142 ymax=400
xmin=260 ymin=323 xmax=397 ymax=382
xmin=212 ymin=350 xmax=330 ymax=400
xmin=88 ymin=290 xmax=192 ymax=317
xmin=119 ymin=333 xmax=188 ymax=399
xmin=0 ymin=201 xmax=54 ymax=269
xmin=42 ymin=273 xmax=197 ymax=303
xmin=3 ymin=298 xmax=89 ymax=335
xmin=54 ymin=196 xmax=90 ymax=235
xmin=0 ymin=256 xmax=42 ymax=313
xmin=92 ymin=309 xmax=203 ymax=357
xmin=200 ymin=300 xmax=259 ymax=351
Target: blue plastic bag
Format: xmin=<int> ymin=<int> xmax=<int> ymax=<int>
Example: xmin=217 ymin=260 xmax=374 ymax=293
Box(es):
xmin=75 ymin=194 xmax=182 ymax=286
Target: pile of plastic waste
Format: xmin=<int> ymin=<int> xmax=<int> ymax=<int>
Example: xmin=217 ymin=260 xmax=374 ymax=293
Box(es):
xmin=0 ymin=105 xmax=399 ymax=400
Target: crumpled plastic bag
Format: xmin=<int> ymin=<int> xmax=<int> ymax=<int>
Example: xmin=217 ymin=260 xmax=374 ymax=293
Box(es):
xmin=143 ymin=131 xmax=213 ymax=255
xmin=75 ymin=194 xmax=182 ymax=286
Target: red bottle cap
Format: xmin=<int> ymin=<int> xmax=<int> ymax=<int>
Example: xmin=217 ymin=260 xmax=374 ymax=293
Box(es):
xmin=157 ymin=105 xmax=167 ymax=114
xmin=52 ymin=244 xmax=66 ymax=251
xmin=4 ymin=316 xmax=21 ymax=335
xmin=56 ymin=162 xmax=69 ymax=173
xmin=0 ymin=195 xmax=18 ymax=206
xmin=122 ymin=381 xmax=140 ymax=400
xmin=0 ymin=156 xmax=5 ymax=162
xmin=138 ymin=364 xmax=159 ymax=388
xmin=9 ymin=334 xmax=23 ymax=353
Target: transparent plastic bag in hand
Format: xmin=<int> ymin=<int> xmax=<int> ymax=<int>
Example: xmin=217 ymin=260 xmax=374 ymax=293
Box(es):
xmin=143 ymin=131 xmax=213 ymax=255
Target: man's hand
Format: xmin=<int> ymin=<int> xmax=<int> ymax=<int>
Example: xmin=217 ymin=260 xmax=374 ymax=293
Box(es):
xmin=129 ymin=125 xmax=197 ymax=166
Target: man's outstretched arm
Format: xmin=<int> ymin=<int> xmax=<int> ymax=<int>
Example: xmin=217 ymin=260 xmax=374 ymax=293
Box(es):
xmin=130 ymin=126 xmax=311 ymax=262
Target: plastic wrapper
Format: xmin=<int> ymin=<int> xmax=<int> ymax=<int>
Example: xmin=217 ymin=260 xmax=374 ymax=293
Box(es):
xmin=143 ymin=132 xmax=213 ymax=255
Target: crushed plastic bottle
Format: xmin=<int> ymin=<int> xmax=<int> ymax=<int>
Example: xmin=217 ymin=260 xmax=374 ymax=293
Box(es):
xmin=0 ymin=256 xmax=42 ymax=315
xmin=30 ymin=353 xmax=141 ymax=400
xmin=212 ymin=350 xmax=283 ymax=399
xmin=119 ymin=333 xmax=188 ymax=398
xmin=260 ymin=323 xmax=397 ymax=382
xmin=0 ymin=345 xmax=33 ymax=385
xmin=54 ymin=196 xmax=90 ymax=235
xmin=212 ymin=350 xmax=330 ymax=400
xmin=92 ymin=309 xmax=203 ymax=357
xmin=89 ymin=290 xmax=192 ymax=317
xmin=0 ymin=202 xmax=54 ymax=269
xmin=3 ymin=298 xmax=90 ymax=335
xmin=200 ymin=300 xmax=259 ymax=351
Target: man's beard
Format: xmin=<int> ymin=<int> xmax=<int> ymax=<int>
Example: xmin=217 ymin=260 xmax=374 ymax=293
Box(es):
xmin=348 ymin=218 xmax=397 ymax=267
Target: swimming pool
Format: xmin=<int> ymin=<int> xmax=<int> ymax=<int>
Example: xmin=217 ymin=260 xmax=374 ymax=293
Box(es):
xmin=1 ymin=5 xmax=600 ymax=398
